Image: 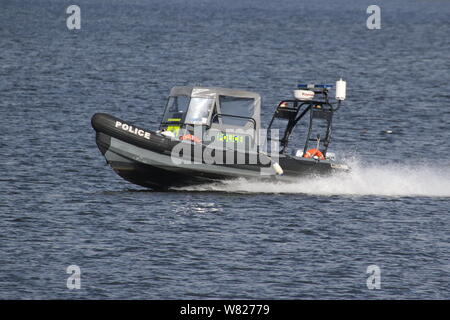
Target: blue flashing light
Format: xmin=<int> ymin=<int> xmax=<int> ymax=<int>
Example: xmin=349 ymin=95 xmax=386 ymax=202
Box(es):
xmin=298 ymin=84 xmax=333 ymax=89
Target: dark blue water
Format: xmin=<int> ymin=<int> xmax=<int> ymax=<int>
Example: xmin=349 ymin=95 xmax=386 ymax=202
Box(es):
xmin=1 ymin=0 xmax=449 ymax=299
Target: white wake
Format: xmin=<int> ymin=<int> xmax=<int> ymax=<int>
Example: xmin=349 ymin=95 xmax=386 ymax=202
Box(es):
xmin=174 ymin=160 xmax=450 ymax=197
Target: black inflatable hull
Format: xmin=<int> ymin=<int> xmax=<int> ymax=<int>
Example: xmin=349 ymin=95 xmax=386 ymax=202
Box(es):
xmin=91 ymin=113 xmax=342 ymax=190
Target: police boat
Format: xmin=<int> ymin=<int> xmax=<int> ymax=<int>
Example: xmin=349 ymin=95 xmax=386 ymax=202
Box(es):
xmin=91 ymin=81 xmax=349 ymax=190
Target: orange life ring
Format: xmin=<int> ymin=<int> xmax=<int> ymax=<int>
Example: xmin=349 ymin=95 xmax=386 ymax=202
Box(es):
xmin=179 ymin=134 xmax=201 ymax=143
xmin=304 ymin=148 xmax=325 ymax=160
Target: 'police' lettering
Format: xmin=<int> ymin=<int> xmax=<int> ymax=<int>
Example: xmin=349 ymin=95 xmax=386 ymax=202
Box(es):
xmin=115 ymin=121 xmax=151 ymax=140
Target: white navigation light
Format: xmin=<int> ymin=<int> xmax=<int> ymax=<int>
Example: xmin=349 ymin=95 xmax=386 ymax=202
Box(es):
xmin=336 ymin=79 xmax=346 ymax=101
xmin=272 ymin=162 xmax=284 ymax=175
xmin=294 ymin=89 xmax=315 ymax=101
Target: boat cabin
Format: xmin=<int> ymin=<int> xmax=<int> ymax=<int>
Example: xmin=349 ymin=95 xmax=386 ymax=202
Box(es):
xmin=160 ymin=86 xmax=261 ymax=144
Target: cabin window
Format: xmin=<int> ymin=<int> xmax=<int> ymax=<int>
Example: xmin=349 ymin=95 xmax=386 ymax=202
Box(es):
xmin=185 ymin=98 xmax=214 ymax=125
xmin=218 ymin=96 xmax=255 ymax=126
xmin=166 ymin=95 xmax=190 ymax=113
xmin=162 ymin=96 xmax=190 ymax=122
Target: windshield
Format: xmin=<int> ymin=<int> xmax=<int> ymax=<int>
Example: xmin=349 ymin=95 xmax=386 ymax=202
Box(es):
xmin=185 ymin=98 xmax=214 ymax=125
xmin=162 ymin=95 xmax=190 ymax=124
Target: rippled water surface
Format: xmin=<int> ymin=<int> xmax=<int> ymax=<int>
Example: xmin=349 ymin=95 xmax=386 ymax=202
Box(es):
xmin=1 ymin=0 xmax=449 ymax=299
